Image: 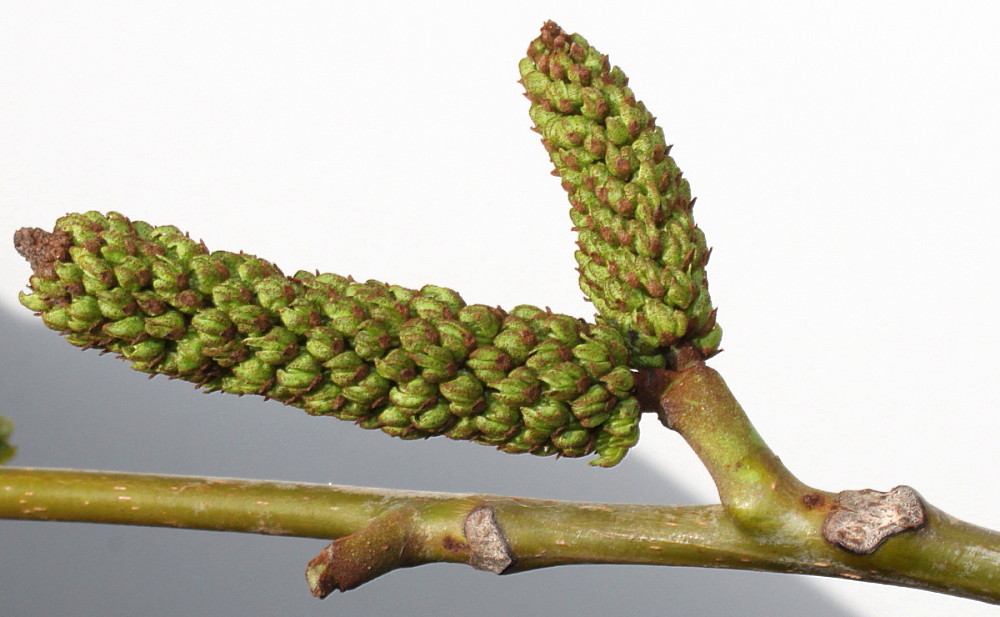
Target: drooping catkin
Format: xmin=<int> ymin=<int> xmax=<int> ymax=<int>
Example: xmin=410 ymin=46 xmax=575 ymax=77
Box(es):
xmin=16 ymin=211 xmax=639 ymax=466
xmin=520 ymin=21 xmax=722 ymax=367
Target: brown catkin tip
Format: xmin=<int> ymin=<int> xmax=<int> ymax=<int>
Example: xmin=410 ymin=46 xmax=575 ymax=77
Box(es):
xmin=13 ymin=227 xmax=72 ymax=278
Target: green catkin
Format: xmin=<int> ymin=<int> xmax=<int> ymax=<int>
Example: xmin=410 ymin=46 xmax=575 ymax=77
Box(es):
xmin=17 ymin=211 xmax=639 ymax=467
xmin=520 ymin=21 xmax=722 ymax=367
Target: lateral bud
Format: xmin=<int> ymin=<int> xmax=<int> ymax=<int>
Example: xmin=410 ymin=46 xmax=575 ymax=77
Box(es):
xmin=464 ymin=505 xmax=514 ymax=574
xmin=822 ymin=485 xmax=926 ymax=554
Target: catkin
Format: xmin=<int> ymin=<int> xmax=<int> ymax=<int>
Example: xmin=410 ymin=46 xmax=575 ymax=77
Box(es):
xmin=16 ymin=211 xmax=639 ymax=466
xmin=520 ymin=21 xmax=722 ymax=367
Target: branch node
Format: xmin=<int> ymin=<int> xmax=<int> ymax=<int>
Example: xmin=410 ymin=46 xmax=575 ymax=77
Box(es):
xmin=464 ymin=505 xmax=513 ymax=574
xmin=306 ymin=506 xmax=417 ymax=599
xmin=822 ymin=485 xmax=926 ymax=554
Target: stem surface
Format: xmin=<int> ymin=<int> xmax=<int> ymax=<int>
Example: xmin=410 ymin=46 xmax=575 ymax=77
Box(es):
xmin=1 ymin=466 xmax=998 ymax=603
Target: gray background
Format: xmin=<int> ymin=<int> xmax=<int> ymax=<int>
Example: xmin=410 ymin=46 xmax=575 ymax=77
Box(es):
xmin=2 ymin=1 xmax=998 ymax=615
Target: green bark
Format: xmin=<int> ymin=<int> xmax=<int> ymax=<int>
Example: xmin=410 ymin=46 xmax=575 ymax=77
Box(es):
xmin=1 ymin=463 xmax=997 ymax=602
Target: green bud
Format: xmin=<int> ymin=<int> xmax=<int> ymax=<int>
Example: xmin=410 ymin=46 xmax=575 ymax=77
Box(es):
xmin=102 ymin=315 xmax=145 ymax=341
xmin=66 ymin=295 xmax=102 ymax=331
xmin=211 ymin=279 xmax=254 ymax=312
xmin=123 ymin=339 xmax=165 ymax=363
xmin=340 ymin=371 xmax=390 ymax=407
xmin=276 ymin=352 xmax=322 ymax=392
xmin=130 ymin=290 xmax=167 ymax=316
xmin=335 ymin=400 xmax=370 ymax=422
xmin=188 ymin=254 xmax=231 ymax=295
xmin=388 ymin=376 xmax=436 ymax=412
xmin=412 ymin=402 xmax=452 ymax=432
xmin=475 ymin=403 xmax=518 ymax=439
xmin=521 ymin=398 xmax=571 ymax=433
xmin=353 ymin=319 xmax=393 ymax=360
xmin=408 ymin=344 xmax=457 ymax=383
xmin=570 ymin=384 xmax=614 ymax=427
xmin=18 ymin=291 xmax=50 ymax=313
xmin=228 ymin=304 xmax=272 ymax=335
xmin=509 ymin=305 xmax=544 ymax=321
xmin=374 ymin=348 xmax=417 ymax=383
xmin=438 ymin=371 xmax=485 ymax=413
xmin=539 ymin=361 xmax=590 ymax=401
xmin=492 ymin=317 xmax=538 ymax=365
xmin=419 ymin=285 xmax=464 ymax=314
xmin=174 ymin=331 xmax=209 ymax=375
xmin=191 ymin=308 xmax=235 ymax=340
xmin=95 ymin=287 xmax=135 ymax=321
xmin=253 ymin=277 xmax=295 ymax=312
xmin=231 ymin=357 xmax=276 ymax=390
xmin=41 ymin=307 xmax=70 ymax=331
xmin=600 ymin=366 xmax=635 ymax=398
xmin=525 ymin=339 xmax=572 ymax=371
xmin=150 ymin=259 xmax=188 ymax=296
xmin=74 ymin=252 xmax=115 ymax=287
xmin=54 ymin=261 xmax=84 ymax=285
xmin=533 ymin=313 xmax=583 ymax=347
xmin=235 ymin=255 xmax=281 ymax=285
xmin=374 ymin=405 xmax=411 ymax=430
xmin=276 ymin=301 xmax=317 ymax=334
xmin=499 ymin=429 xmax=542 ymax=454
xmin=572 ymin=340 xmax=614 ymax=379
xmin=0 ymin=416 xmax=16 ymax=466
xmin=492 ymin=366 xmax=541 ymax=407
xmin=445 ymin=416 xmax=479 ymax=441
xmin=410 ymin=295 xmax=455 ymax=322
xmin=465 ymin=346 xmax=513 ymax=386
xmin=244 ymin=326 xmax=299 ymax=365
xmin=398 ymin=318 xmax=439 ymax=352
xmin=458 ymin=304 xmax=504 ymax=346
xmin=143 ymin=310 xmax=185 ymax=340
xmin=324 ymin=351 xmax=367 ymax=387
xmin=322 ymin=298 xmax=367 ymax=337
xmin=302 ymin=383 xmax=344 ymax=416
xmin=304 ymin=326 xmax=346 ymax=362
xmin=434 ymin=320 xmax=476 ymax=362
xmin=551 ymin=422 xmax=591 ymax=451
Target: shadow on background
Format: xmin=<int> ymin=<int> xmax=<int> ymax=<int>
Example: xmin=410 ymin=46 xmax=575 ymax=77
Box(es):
xmin=0 ymin=305 xmax=858 ymax=617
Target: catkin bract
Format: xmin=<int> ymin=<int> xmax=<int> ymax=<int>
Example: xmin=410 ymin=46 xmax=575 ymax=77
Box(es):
xmin=520 ymin=21 xmax=722 ymax=367
xmin=17 ymin=211 xmax=639 ymax=466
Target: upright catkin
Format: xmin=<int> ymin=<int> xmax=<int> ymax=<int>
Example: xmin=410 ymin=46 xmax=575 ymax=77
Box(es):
xmin=520 ymin=21 xmax=722 ymax=367
xmin=16 ymin=211 xmax=640 ymax=466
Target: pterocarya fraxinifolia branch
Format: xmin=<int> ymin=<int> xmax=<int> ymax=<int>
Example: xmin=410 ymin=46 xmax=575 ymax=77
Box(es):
xmin=5 ymin=20 xmax=999 ymax=604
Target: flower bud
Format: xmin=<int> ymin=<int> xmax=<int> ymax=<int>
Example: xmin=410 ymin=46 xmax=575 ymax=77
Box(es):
xmin=458 ymin=304 xmax=504 ymax=346
xmin=244 ymin=326 xmax=299 ymax=366
xmin=276 ymin=352 xmax=322 ymax=392
xmin=387 ymin=376 xmax=436 ymax=412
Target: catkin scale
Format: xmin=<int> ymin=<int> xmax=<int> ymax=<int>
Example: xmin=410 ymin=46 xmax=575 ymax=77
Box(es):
xmin=16 ymin=211 xmax=639 ymax=467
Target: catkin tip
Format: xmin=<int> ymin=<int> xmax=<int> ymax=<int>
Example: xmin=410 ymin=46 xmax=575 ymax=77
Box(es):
xmin=13 ymin=227 xmax=72 ymax=278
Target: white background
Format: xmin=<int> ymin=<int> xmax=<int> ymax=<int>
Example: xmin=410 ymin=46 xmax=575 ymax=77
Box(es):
xmin=1 ymin=2 xmax=998 ymax=615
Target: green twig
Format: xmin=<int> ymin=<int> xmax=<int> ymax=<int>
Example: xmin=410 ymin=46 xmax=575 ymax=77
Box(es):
xmin=2 ymin=437 xmax=998 ymax=603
